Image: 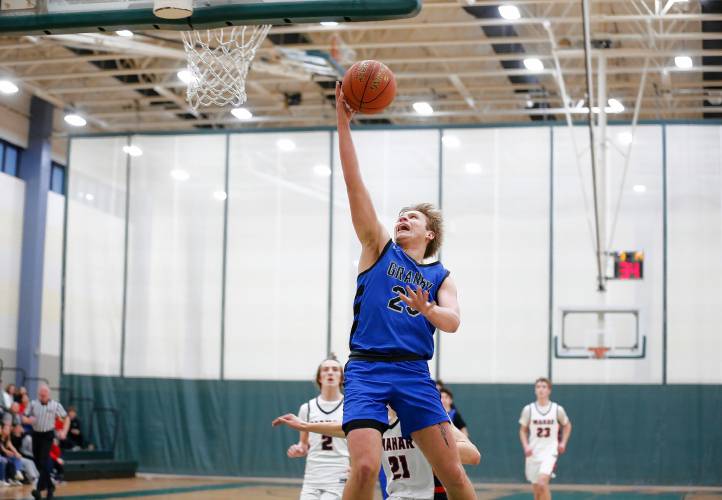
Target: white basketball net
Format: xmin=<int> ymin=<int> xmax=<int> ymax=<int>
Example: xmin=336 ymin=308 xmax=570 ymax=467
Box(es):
xmin=180 ymin=25 xmax=271 ymax=110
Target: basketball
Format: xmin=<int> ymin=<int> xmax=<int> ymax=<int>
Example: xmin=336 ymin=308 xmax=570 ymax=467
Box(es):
xmin=342 ymin=60 xmax=396 ymax=114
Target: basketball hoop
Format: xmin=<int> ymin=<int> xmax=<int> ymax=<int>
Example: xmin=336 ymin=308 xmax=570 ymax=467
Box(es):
xmin=588 ymin=346 xmax=611 ymax=359
xmin=180 ymin=25 xmax=271 ymax=110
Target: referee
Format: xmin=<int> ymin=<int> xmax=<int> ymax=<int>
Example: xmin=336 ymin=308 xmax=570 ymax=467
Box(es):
xmin=23 ymin=385 xmax=69 ymax=500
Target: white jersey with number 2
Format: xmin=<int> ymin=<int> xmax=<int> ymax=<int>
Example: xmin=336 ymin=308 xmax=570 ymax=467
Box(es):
xmin=298 ymin=397 xmax=349 ymax=490
xmin=381 ymin=419 xmax=434 ymax=500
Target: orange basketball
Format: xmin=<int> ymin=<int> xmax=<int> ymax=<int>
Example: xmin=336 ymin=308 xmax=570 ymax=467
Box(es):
xmin=342 ymin=60 xmax=396 ymax=114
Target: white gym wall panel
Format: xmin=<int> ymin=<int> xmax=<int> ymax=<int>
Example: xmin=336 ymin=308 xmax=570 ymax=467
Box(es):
xmin=124 ymin=135 xmax=225 ymax=379
xmin=439 ymin=127 xmax=550 ymax=383
xmin=224 ymin=132 xmax=330 ymax=380
xmin=0 ymin=173 xmax=24 ymax=353
xmin=40 ymin=191 xmax=64 ymax=359
xmin=64 ymin=137 xmax=127 ymax=376
xmin=666 ymin=125 xmax=722 ymax=384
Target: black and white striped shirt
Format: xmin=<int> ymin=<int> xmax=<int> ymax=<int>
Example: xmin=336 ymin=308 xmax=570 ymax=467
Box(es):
xmin=24 ymin=400 xmax=67 ymax=433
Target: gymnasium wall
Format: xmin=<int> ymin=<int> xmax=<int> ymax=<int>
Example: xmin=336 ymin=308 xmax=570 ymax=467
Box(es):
xmin=59 ymin=123 xmax=722 ymax=484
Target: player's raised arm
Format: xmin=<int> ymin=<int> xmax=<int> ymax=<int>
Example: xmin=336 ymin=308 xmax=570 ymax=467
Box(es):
xmin=336 ymin=82 xmax=389 ymax=259
xmin=272 ymin=413 xmax=346 ymax=439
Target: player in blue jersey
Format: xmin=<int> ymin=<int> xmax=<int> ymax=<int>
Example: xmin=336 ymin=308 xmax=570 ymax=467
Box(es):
xmin=335 ymin=82 xmax=476 ymax=500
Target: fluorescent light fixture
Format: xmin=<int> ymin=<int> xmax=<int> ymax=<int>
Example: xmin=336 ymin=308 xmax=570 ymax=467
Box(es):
xmin=85 ymin=193 xmax=95 ymax=201
xmin=674 ymin=55 xmax=693 ymax=70
xmin=442 ymin=135 xmax=461 ymax=148
xmin=0 ymin=80 xmax=19 ymax=95
xmin=607 ymin=98 xmax=625 ymax=113
xmin=633 ymin=184 xmax=647 ymax=193
xmin=464 ymin=162 xmax=483 ymax=174
xmin=320 ymin=21 xmax=338 ymax=27
xmin=413 ymin=101 xmax=434 ymax=116
xmin=617 ymin=131 xmax=634 ymax=146
xmin=276 ymin=138 xmax=296 ymax=152
xmin=231 ymin=107 xmax=253 ymax=120
xmin=116 ymin=30 xmax=133 ymax=37
xmin=525 ymin=99 xmax=534 ymax=108
xmin=313 ymin=164 xmax=332 ymax=176
xmin=523 ymin=58 xmax=544 ymax=72
xmin=177 ymin=69 xmax=196 ymax=84
xmin=64 ymin=113 xmax=87 ymax=127
xmin=122 ymin=145 xmax=143 ymax=157
xmin=170 ymin=169 xmax=190 ymax=181
xmin=213 ymin=190 xmax=227 ymax=201
xmin=498 ymin=5 xmax=521 ymax=20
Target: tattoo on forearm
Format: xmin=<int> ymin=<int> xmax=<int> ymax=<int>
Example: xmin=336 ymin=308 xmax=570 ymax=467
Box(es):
xmin=438 ymin=424 xmax=450 ymax=447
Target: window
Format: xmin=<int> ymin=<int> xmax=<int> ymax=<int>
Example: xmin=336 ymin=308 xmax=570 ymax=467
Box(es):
xmin=50 ymin=162 xmax=66 ymax=195
xmin=0 ymin=140 xmax=21 ymax=178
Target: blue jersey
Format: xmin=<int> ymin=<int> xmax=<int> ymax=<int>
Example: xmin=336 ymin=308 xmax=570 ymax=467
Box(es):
xmin=350 ymin=240 xmax=450 ymax=359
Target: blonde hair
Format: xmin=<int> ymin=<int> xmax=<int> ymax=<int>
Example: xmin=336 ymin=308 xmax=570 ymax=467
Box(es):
xmin=399 ymin=203 xmax=444 ymax=259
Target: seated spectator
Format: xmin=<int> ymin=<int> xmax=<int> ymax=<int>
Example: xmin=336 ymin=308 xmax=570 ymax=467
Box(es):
xmin=11 ymin=424 xmax=32 ymax=461
xmin=49 ymin=439 xmax=64 ymax=483
xmin=440 ymin=387 xmax=469 ymax=436
xmin=2 ymin=403 xmax=22 ymax=427
xmin=18 ymin=394 xmax=30 ymax=419
xmin=0 ymin=425 xmax=21 ymax=485
xmin=14 ymin=387 xmax=27 ymax=405
xmin=2 ymin=385 xmax=14 ymax=411
xmin=61 ymin=406 xmax=85 ymax=450
xmin=0 ymin=423 xmax=36 ymax=485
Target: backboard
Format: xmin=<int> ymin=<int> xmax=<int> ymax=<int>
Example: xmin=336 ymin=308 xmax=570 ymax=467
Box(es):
xmin=0 ymin=0 xmax=421 ymax=35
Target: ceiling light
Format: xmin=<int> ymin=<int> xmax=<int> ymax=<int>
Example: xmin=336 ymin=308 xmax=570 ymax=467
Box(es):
xmin=231 ymin=107 xmax=253 ymax=120
xmin=674 ymin=55 xmax=693 ymax=70
xmin=85 ymin=193 xmax=95 ymax=201
xmin=498 ymin=5 xmax=521 ymax=20
xmin=464 ymin=162 xmax=483 ymax=174
xmin=116 ymin=30 xmax=133 ymax=37
xmin=213 ymin=190 xmax=227 ymax=201
xmin=177 ymin=69 xmax=196 ymax=85
xmin=320 ymin=21 xmax=338 ymax=27
xmin=170 ymin=169 xmax=190 ymax=181
xmin=442 ymin=135 xmax=461 ymax=148
xmin=413 ymin=101 xmax=434 ymax=116
xmin=64 ymin=113 xmax=87 ymax=127
xmin=276 ymin=138 xmax=296 ymax=152
xmin=523 ymin=58 xmax=544 ymax=72
xmin=617 ymin=131 xmax=634 ymax=146
xmin=607 ymin=98 xmax=625 ymax=113
xmin=122 ymin=145 xmax=143 ymax=157
xmin=0 ymin=80 xmax=19 ymax=95
xmin=633 ymin=184 xmax=647 ymax=193
xmin=313 ymin=164 xmax=332 ymax=176
xmin=525 ymin=99 xmax=534 ymax=108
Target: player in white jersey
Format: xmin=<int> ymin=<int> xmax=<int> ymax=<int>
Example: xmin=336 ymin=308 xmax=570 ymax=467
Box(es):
xmin=285 ymin=358 xmax=349 ymax=500
xmin=518 ymin=378 xmax=572 ymax=500
xmin=274 ymin=407 xmax=480 ymax=500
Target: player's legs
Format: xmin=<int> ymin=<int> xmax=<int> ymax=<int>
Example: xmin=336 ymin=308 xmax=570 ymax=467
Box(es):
xmin=343 ymin=428 xmax=383 ymax=500
xmin=300 ymin=486 xmax=322 ymax=500
xmin=535 ymin=474 xmax=551 ymax=500
xmin=411 ymin=422 xmax=476 ymax=500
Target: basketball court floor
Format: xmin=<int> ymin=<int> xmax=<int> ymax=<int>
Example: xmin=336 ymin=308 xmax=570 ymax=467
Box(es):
xmin=0 ymin=478 xmax=720 ymax=500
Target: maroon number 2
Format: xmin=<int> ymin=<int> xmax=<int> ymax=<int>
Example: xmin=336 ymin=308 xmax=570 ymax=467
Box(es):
xmin=321 ymin=435 xmax=333 ymax=450
xmin=388 ymin=455 xmax=411 ymax=480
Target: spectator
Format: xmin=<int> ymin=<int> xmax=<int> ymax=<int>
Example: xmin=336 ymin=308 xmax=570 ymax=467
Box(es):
xmin=2 ymin=385 xmax=14 ymax=411
xmin=3 ymin=403 xmax=22 ymax=427
xmin=11 ymin=424 xmax=33 ymax=461
xmin=49 ymin=439 xmax=63 ymax=483
xmin=19 ymin=394 xmax=30 ymax=417
xmin=61 ymin=407 xmax=85 ymax=450
xmin=0 ymin=425 xmax=21 ymax=485
xmin=0 ymin=423 xmax=36 ymax=484
xmin=440 ymin=387 xmax=469 ymax=436
xmin=15 ymin=387 xmax=27 ymax=405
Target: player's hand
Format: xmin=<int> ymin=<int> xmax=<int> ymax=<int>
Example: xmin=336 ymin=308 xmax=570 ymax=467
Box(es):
xmin=272 ymin=413 xmax=306 ymax=432
xmin=287 ymin=442 xmax=308 ymax=458
xmin=524 ymin=445 xmax=533 ymax=457
xmin=335 ymin=82 xmax=355 ymax=126
xmin=398 ymin=286 xmax=435 ymax=316
xmin=557 ymin=443 xmax=566 ymax=455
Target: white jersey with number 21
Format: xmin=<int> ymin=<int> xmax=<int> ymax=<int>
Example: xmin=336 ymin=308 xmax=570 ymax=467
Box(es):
xmin=381 ymin=419 xmax=434 ymax=500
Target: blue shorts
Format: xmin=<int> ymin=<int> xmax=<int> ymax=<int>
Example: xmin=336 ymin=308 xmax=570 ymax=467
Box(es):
xmin=342 ymin=360 xmax=449 ymax=438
